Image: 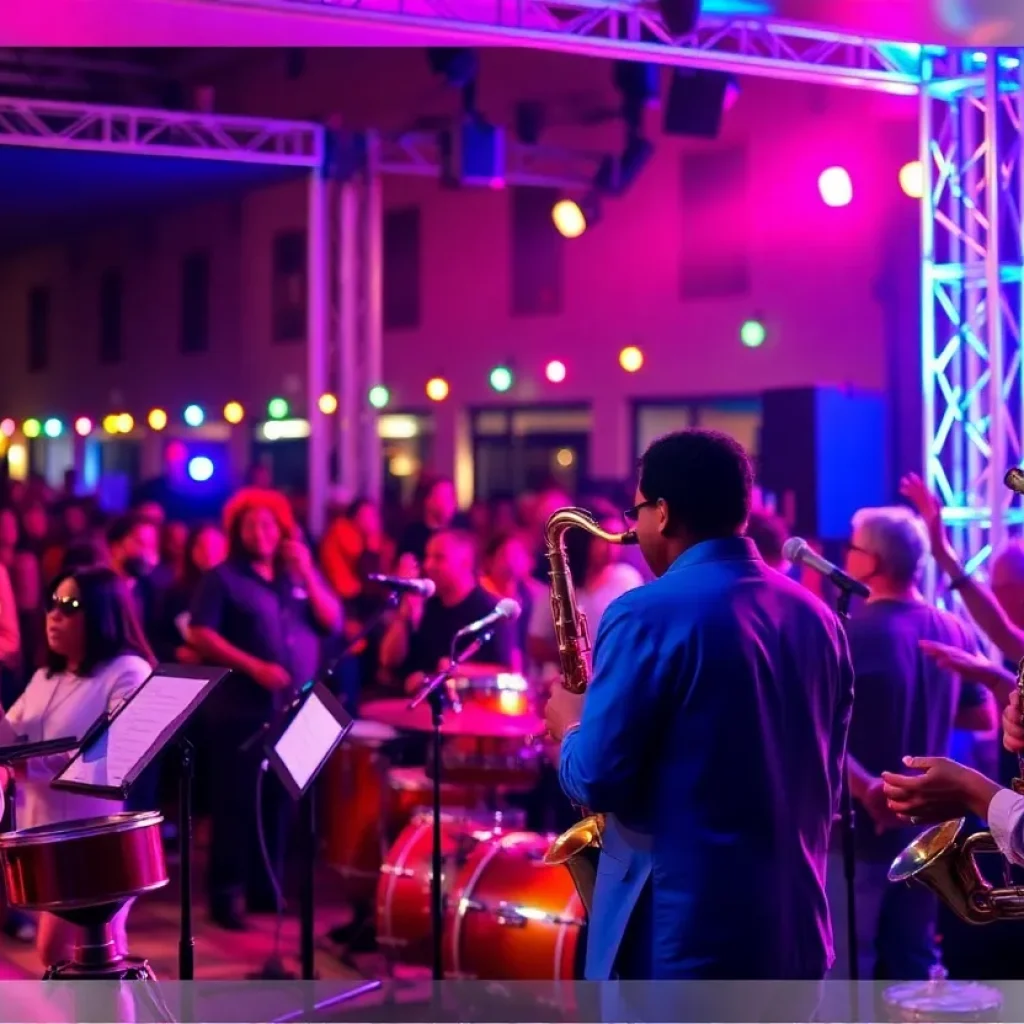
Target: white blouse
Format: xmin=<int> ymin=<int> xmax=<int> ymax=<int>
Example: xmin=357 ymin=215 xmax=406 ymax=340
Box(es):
xmin=1 ymin=654 xmax=151 ymax=830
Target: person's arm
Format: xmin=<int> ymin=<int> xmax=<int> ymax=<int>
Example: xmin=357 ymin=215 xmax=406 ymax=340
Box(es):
xmin=303 ymin=567 xmax=343 ymax=635
xmin=187 ymin=573 xmax=274 ymax=682
xmin=558 ymin=598 xmax=664 ymax=814
xmin=379 ymin=596 xmax=420 ymax=671
xmin=955 ymin=681 xmax=999 ymax=733
xmin=988 ymin=788 xmax=1024 ymax=867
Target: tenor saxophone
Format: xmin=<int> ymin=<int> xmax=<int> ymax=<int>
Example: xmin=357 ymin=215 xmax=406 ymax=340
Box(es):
xmin=540 ymin=507 xmax=637 ymax=917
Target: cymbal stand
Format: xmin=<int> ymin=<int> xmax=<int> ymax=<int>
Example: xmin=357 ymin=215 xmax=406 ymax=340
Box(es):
xmin=408 ymin=631 xmax=491 ymax=983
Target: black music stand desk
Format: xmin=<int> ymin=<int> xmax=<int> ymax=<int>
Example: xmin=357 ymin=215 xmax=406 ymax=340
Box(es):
xmin=51 ymin=662 xmax=228 ymax=994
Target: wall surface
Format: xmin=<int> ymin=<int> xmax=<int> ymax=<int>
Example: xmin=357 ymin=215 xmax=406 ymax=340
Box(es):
xmin=0 ymin=47 xmax=920 ymax=483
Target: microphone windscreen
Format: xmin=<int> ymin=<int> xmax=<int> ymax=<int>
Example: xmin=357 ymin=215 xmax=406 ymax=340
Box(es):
xmin=420 ymin=579 xmax=437 ymax=598
xmin=496 ymin=597 xmax=522 ymax=622
xmin=781 ymin=536 xmax=807 ymax=563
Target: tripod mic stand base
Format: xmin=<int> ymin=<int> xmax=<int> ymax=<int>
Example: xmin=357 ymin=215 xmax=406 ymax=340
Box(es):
xmin=44 ymin=957 xmax=156 ymax=981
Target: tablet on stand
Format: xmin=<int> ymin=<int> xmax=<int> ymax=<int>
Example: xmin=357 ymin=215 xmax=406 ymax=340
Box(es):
xmin=51 ymin=662 xmax=228 ymax=1001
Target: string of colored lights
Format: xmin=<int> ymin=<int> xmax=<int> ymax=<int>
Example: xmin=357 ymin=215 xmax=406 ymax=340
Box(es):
xmin=0 ymin=326 xmax=780 ymax=434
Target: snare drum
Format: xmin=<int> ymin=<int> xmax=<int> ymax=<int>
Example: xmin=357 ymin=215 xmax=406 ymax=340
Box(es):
xmin=441 ymin=673 xmax=543 ymax=789
xmin=445 ymin=831 xmax=583 ymax=982
xmin=376 ymin=813 xmax=506 ymax=966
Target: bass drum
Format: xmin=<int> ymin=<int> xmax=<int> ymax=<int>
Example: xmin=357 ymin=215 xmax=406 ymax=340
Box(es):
xmin=444 ymin=831 xmax=583 ymax=983
xmin=376 ymin=813 xmax=516 ymax=967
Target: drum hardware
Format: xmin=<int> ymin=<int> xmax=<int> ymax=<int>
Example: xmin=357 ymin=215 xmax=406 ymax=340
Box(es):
xmin=883 ymin=964 xmax=1002 ymax=1022
xmin=0 ymin=811 xmax=169 ymax=981
xmin=406 ymin=631 xmax=501 ymax=982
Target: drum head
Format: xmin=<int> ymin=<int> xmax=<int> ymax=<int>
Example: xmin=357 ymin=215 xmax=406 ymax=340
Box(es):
xmin=0 ymin=811 xmax=163 ymax=848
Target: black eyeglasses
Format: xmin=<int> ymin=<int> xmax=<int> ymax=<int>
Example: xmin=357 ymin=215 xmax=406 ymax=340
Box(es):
xmin=46 ymin=594 xmax=83 ymax=615
xmin=624 ymin=499 xmax=658 ymax=523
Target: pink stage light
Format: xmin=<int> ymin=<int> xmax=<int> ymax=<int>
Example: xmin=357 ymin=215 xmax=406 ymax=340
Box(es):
xmin=74 ymin=417 xmax=93 ymax=437
xmin=545 ymin=360 xmax=567 ymax=383
xmin=818 ymin=167 xmax=853 ymax=208
xmin=899 ymin=160 xmax=924 ymax=199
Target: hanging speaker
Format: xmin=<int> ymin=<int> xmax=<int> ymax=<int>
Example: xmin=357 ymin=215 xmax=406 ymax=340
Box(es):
xmin=658 ymin=0 xmax=700 ymax=37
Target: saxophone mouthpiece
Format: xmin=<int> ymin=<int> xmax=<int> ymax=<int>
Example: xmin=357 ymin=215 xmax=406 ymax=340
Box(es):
xmin=1007 ymin=468 xmax=1024 ymax=496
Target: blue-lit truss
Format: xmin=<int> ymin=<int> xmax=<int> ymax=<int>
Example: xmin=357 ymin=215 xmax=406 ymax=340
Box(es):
xmin=0 ymin=24 xmax=1022 ymax=552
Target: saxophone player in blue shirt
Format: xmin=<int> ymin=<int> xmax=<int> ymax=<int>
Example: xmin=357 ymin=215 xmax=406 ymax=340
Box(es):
xmin=544 ymin=429 xmax=854 ymax=991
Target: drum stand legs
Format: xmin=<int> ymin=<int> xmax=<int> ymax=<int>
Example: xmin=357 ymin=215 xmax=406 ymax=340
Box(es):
xmin=44 ymin=919 xmax=156 ymax=981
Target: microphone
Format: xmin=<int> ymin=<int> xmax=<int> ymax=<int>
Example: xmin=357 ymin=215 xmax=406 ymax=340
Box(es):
xmin=365 ymin=574 xmax=436 ymax=598
xmin=454 ymin=597 xmax=521 ymax=640
xmin=1006 ymin=468 xmax=1024 ymax=496
xmin=782 ymin=537 xmax=870 ymax=599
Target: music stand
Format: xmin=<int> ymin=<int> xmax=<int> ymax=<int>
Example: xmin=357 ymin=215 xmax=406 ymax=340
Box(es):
xmin=261 ymin=682 xmax=381 ymax=1015
xmin=51 ymin=663 xmax=227 ymax=994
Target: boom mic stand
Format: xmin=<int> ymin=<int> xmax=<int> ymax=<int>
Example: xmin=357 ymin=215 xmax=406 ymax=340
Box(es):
xmin=835 ymin=586 xmax=859 ymax=1022
xmin=408 ymin=630 xmax=491 ymax=984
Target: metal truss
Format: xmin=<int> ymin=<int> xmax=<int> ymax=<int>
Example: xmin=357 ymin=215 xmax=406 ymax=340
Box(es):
xmin=0 ymin=95 xmax=324 ymax=166
xmin=378 ymin=130 xmax=600 ymax=190
xmin=209 ymin=0 xmax=940 ymax=90
xmin=921 ymin=50 xmax=1024 ymax=582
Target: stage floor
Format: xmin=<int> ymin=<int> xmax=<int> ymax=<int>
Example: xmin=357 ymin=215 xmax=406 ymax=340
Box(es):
xmin=0 ymin=829 xmax=387 ymax=984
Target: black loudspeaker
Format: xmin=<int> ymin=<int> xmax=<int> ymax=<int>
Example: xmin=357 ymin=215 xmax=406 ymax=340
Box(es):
xmin=663 ymin=70 xmax=731 ymax=139
xmin=657 ymin=0 xmax=700 ymax=36
xmin=758 ymin=386 xmax=889 ymax=543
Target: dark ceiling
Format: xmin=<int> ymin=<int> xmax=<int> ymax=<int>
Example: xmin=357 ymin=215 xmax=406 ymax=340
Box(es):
xmin=0 ymin=146 xmax=307 ymax=257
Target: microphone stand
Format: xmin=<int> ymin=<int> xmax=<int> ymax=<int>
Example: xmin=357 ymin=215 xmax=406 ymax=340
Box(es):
xmin=408 ymin=629 xmax=492 ymax=984
xmin=834 ymin=587 xmax=859 ymax=1022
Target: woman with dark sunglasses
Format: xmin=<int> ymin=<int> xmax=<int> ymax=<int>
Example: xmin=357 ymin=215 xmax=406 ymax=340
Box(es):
xmin=0 ymin=566 xmax=154 ymax=970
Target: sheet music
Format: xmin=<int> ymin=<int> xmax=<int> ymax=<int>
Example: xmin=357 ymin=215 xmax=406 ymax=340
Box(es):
xmin=274 ymin=691 xmax=346 ymax=792
xmin=57 ymin=673 xmax=207 ymax=790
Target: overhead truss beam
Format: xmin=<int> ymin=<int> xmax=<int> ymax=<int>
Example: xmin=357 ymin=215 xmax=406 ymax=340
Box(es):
xmin=209 ymin=0 xmax=948 ymax=89
xmin=0 ymin=95 xmax=324 ymax=166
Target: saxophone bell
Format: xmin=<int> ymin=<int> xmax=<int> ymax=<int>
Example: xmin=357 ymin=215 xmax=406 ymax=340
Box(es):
xmin=540 ymin=507 xmax=636 ymax=916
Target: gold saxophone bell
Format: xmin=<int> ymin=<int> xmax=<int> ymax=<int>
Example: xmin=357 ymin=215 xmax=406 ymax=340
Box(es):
xmin=540 ymin=508 xmax=637 ymax=917
xmin=888 ymin=818 xmax=1024 ymax=924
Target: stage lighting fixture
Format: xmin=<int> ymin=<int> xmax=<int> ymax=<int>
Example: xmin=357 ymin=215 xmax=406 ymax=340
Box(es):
xmin=596 ymin=136 xmax=655 ymax=198
xmin=318 ymin=393 xmax=339 ymax=415
xmin=147 ymin=409 xmax=168 ymax=431
xmin=224 ymin=402 xmax=244 ymax=424
xmin=43 ymin=418 xmax=63 ymax=438
xmin=103 ymin=415 xmax=120 ymax=435
xmin=0 ymin=419 xmax=15 ymax=437
xmin=552 ymin=195 xmax=601 ymax=239
xmin=899 ymin=161 xmax=924 ymax=199
xmin=22 ymin=419 xmax=41 ymax=439
xmin=184 ymin=404 xmax=205 ymax=427
xmin=74 ymin=417 xmax=93 ymax=437
xmin=268 ymin=397 xmax=290 ymax=420
xmin=117 ymin=413 xmax=135 ymax=434
xmin=188 ymin=456 xmax=215 ymax=483
xmin=368 ymin=386 xmax=390 ymax=409
xmin=819 ymin=167 xmax=853 ymax=208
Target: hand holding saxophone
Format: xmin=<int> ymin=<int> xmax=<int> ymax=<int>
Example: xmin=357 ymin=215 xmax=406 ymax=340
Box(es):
xmin=1003 ymin=689 xmax=1024 ymax=755
xmin=882 ymin=756 xmax=1001 ymax=825
xmin=543 ymin=685 xmax=583 ymax=741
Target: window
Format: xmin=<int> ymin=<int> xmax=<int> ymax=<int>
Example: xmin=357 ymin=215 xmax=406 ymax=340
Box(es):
xmin=98 ymin=270 xmax=123 ymax=365
xmin=180 ymin=251 xmax=210 ymax=354
xmin=27 ymin=286 xmax=50 ymax=373
xmin=383 ymin=207 xmax=422 ymax=331
xmin=271 ymin=231 xmax=307 ymax=344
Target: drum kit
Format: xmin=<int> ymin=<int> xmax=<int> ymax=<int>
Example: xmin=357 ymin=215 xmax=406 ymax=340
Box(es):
xmin=321 ymin=667 xmax=586 ymax=983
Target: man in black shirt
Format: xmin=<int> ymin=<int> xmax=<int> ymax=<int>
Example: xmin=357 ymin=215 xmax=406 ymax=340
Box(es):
xmin=380 ymin=529 xmax=518 ymax=690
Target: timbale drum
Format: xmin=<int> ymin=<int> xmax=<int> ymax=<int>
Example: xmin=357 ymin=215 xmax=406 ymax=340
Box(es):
xmin=0 ymin=811 xmax=168 ymax=912
xmin=376 ymin=812 xmax=520 ymax=966
xmin=444 ymin=831 xmax=583 ymax=982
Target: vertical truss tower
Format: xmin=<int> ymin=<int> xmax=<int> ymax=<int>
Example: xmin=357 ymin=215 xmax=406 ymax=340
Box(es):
xmin=921 ymin=51 xmax=1024 ymax=578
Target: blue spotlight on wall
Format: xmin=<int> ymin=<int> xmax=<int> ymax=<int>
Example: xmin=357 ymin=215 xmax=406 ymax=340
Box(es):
xmin=188 ymin=456 xmax=214 ymax=482
xmin=184 ymin=404 xmax=205 ymax=427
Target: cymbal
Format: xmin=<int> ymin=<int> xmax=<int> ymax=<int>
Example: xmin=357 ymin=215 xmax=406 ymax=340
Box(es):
xmin=361 ymin=699 xmax=545 ymax=738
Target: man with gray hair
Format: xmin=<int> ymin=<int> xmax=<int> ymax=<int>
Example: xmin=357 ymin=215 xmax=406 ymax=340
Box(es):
xmin=826 ymin=505 xmax=996 ymax=985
